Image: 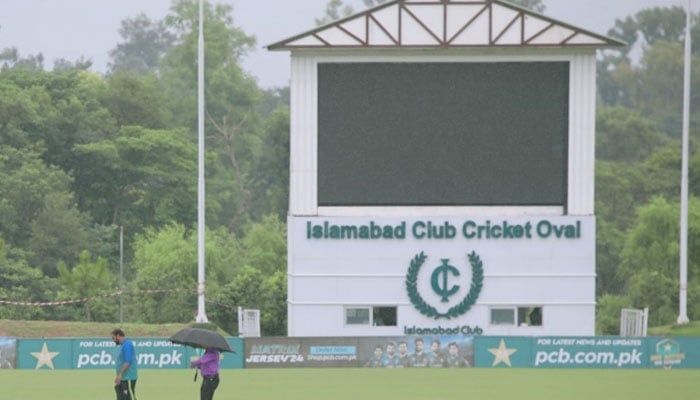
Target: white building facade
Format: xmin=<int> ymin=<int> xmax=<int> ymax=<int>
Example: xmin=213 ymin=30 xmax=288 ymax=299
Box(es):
xmin=270 ymin=0 xmax=624 ymax=337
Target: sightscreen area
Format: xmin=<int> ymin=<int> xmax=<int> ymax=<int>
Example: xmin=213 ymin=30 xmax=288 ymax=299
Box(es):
xmin=317 ymin=62 xmax=569 ymax=206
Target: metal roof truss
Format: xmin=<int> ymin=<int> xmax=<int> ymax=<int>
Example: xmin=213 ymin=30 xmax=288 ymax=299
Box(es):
xmin=270 ymin=0 xmax=622 ymax=50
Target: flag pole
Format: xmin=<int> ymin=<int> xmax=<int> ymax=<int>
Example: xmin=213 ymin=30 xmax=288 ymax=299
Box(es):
xmin=677 ymin=0 xmax=691 ymax=325
xmin=196 ymin=0 xmax=209 ymax=323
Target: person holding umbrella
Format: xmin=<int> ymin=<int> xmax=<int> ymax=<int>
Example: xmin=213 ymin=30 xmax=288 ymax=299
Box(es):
xmin=190 ymin=346 xmax=221 ymax=400
xmin=170 ymin=327 xmax=233 ymax=400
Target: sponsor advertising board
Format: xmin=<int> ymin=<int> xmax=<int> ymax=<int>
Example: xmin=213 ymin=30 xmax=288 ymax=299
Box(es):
xmin=8 ymin=336 xmax=699 ymax=369
xmin=16 ymin=337 xmax=244 ymax=370
xmin=244 ymin=336 xmax=475 ymax=368
xmin=475 ymin=336 xmax=700 ymax=369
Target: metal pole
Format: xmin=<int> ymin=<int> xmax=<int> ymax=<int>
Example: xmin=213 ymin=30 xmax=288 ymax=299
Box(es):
xmin=120 ymin=225 xmax=124 ymax=324
xmin=677 ymin=0 xmax=691 ymax=325
xmin=196 ymin=0 xmax=208 ymax=323
xmin=238 ymin=306 xmax=243 ymax=336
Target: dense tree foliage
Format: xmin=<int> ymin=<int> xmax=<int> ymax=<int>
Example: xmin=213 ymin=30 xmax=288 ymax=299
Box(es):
xmin=108 ymin=14 xmax=175 ymax=76
xmin=0 ymin=1 xmax=697 ymax=335
xmin=593 ymin=5 xmax=700 ymax=331
xmin=0 ymin=0 xmax=287 ymax=335
xmin=57 ymin=250 xmax=112 ymax=321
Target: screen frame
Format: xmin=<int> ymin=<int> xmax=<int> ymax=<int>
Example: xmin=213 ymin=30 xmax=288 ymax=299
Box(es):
xmin=316 ymin=60 xmax=570 ymax=208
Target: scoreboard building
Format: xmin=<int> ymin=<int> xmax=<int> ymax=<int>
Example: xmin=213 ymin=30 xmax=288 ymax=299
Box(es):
xmin=269 ymin=0 xmax=624 ymax=337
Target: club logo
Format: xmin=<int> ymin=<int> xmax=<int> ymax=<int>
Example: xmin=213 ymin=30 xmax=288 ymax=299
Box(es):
xmin=406 ymin=251 xmax=483 ymax=319
xmin=431 ymin=259 xmax=461 ymax=302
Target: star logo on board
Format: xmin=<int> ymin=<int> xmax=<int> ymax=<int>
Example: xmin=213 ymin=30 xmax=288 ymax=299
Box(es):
xmin=651 ymin=338 xmax=685 ymax=369
xmin=31 ymin=342 xmax=60 ymax=369
xmin=488 ymin=339 xmax=517 ymax=367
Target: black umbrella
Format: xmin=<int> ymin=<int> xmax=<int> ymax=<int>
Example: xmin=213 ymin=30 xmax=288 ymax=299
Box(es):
xmin=169 ymin=327 xmax=235 ymax=353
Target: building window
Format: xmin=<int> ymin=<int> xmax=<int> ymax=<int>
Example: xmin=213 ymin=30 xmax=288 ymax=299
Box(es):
xmin=490 ymin=306 xmax=543 ymax=326
xmin=522 ymin=306 xmax=542 ymax=326
xmin=346 ymin=307 xmax=370 ymax=325
xmin=490 ymin=308 xmax=515 ymax=325
xmin=345 ymin=306 xmax=397 ymax=326
xmin=373 ymin=307 xmax=397 ymax=326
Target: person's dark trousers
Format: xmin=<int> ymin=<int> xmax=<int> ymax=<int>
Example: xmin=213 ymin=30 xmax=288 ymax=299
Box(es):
xmin=115 ymin=380 xmax=137 ymax=400
xmin=200 ymin=374 xmax=220 ymax=400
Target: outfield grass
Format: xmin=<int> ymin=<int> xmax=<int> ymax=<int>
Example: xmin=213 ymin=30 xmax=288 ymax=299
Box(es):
xmin=2 ymin=368 xmax=697 ymax=400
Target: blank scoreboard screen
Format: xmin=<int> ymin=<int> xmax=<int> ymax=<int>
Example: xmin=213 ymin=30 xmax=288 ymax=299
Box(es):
xmin=317 ymin=62 xmax=569 ymax=206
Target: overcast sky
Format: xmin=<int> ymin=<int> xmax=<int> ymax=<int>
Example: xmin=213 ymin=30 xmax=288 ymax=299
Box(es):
xmin=0 ymin=0 xmax=690 ymax=88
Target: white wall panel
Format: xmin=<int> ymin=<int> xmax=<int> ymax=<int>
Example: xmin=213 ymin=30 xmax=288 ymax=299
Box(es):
xmin=287 ymin=49 xmax=599 ymax=337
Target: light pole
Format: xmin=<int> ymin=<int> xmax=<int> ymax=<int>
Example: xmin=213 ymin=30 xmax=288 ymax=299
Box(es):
xmin=677 ymin=0 xmax=691 ymax=325
xmin=119 ymin=225 xmax=124 ymax=324
xmin=195 ymin=0 xmax=208 ymax=323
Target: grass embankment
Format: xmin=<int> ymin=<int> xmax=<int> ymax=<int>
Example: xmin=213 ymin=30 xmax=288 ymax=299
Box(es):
xmin=647 ymin=321 xmax=700 ymax=337
xmin=0 ymin=319 xmax=190 ymax=338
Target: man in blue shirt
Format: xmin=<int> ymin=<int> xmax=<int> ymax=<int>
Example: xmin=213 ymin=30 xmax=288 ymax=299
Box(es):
xmin=111 ymin=328 xmax=138 ymax=400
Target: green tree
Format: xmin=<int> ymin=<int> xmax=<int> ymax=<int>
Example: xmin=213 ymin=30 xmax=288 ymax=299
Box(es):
xmin=633 ymin=40 xmax=700 ymax=136
xmin=596 ymin=294 xmax=631 ymax=335
xmin=0 ymin=77 xmax=42 ymax=149
xmin=0 ymin=48 xmax=45 ymax=70
xmin=596 ymin=106 xmax=671 ymax=163
xmin=130 ymin=224 xmax=197 ymax=323
xmin=205 ymin=64 xmax=264 ymax=231
xmin=57 ymin=250 xmax=112 ymax=321
xmin=260 ymin=87 xmax=290 ymax=115
xmin=27 ymin=192 xmax=92 ymax=277
xmin=637 ymin=145 xmax=684 ymax=202
xmin=0 ymin=68 xmax=117 ymax=172
xmin=108 ymin=13 xmax=175 ymax=75
xmin=239 ymin=215 xmax=287 ymax=276
xmin=99 ymin=72 xmax=173 ymax=129
xmin=0 ymin=146 xmax=75 ymax=247
xmin=595 ymin=218 xmax=626 ymax=296
xmin=207 ymin=215 xmax=287 ymax=334
xmin=159 ymin=0 xmax=256 ymax=129
xmin=0 ymin=240 xmax=54 ymax=320
xmin=607 ymin=6 xmax=687 ymax=58
xmin=214 ymin=266 xmax=286 ymax=336
xmin=249 ymin=107 xmax=290 ymax=220
xmin=52 ymin=57 xmax=93 ymax=72
xmin=617 ymin=196 xmax=700 ymax=325
xmin=599 ymin=7 xmax=700 ymax=138
xmin=157 ymin=0 xmax=265 ymax=233
xmin=129 ymin=223 xmax=239 ymax=324
xmin=72 ymin=126 xmax=197 ymax=231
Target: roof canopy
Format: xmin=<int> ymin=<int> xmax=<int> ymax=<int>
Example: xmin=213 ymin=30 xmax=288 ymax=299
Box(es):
xmin=269 ymin=0 xmax=625 ymax=50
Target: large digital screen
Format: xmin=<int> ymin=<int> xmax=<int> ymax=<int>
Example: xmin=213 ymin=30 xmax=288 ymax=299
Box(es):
xmin=317 ymin=62 xmax=569 ymax=206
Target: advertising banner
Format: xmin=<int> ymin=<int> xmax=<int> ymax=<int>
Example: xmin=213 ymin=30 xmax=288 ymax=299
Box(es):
xmin=647 ymin=337 xmax=700 ymax=369
xmin=13 ymin=335 xmax=700 ymax=370
xmin=0 ymin=337 xmax=17 ymax=369
xmin=16 ymin=337 xmax=244 ymax=370
xmin=474 ymin=336 xmax=532 ymax=368
xmin=245 ymin=337 xmax=356 ymax=368
xmin=530 ymin=337 xmax=646 ymax=368
xmin=244 ymin=336 xmax=475 ymax=368
xmin=362 ymin=335 xmax=475 ymax=368
xmin=475 ymin=336 xmax=700 ymax=369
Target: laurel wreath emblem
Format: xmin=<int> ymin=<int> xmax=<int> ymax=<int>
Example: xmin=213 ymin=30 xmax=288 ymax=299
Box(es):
xmin=406 ymin=251 xmax=483 ymax=319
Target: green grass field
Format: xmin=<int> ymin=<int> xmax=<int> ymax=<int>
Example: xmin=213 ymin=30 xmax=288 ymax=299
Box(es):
xmin=2 ymin=368 xmax=697 ymax=400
